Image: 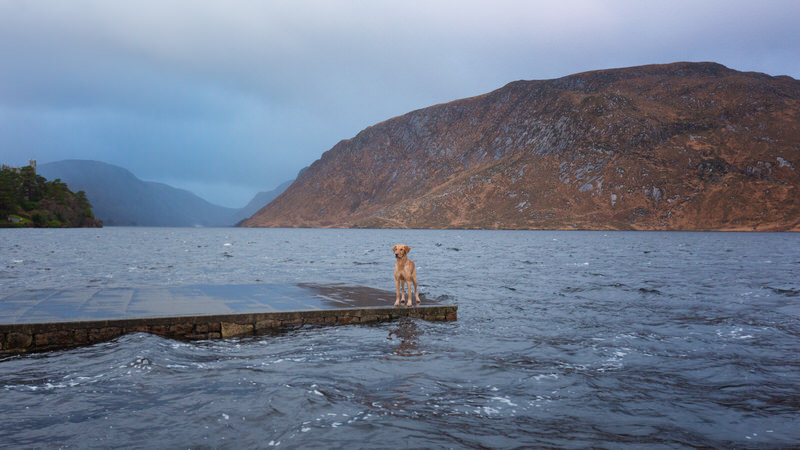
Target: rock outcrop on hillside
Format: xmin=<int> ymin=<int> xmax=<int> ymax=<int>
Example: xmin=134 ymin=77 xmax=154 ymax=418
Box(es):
xmin=242 ymin=62 xmax=800 ymax=231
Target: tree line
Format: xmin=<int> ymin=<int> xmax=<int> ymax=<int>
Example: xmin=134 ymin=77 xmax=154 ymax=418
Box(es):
xmin=1 ymin=164 xmax=102 ymax=228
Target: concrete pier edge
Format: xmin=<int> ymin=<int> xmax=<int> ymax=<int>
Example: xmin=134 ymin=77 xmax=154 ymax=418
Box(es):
xmin=0 ymin=304 xmax=457 ymax=355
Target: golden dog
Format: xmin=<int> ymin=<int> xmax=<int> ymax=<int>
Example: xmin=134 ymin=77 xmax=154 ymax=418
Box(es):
xmin=393 ymin=244 xmax=420 ymax=307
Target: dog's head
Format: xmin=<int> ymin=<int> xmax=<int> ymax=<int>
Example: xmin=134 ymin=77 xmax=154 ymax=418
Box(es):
xmin=392 ymin=244 xmax=410 ymax=259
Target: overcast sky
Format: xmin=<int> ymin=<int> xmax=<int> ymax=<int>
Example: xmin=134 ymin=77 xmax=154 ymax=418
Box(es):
xmin=2 ymin=0 xmax=799 ymax=207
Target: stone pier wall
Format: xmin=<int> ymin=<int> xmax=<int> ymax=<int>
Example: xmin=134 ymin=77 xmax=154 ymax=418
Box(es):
xmin=0 ymin=305 xmax=457 ymax=355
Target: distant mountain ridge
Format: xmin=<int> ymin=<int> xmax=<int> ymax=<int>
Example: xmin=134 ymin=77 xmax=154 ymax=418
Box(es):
xmin=242 ymin=62 xmax=800 ymax=231
xmin=38 ymin=160 xmax=294 ymax=227
xmin=232 ymin=179 xmax=294 ymax=225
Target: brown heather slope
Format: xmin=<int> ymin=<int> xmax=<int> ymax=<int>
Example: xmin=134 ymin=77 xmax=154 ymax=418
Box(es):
xmin=242 ymin=62 xmax=800 ymax=231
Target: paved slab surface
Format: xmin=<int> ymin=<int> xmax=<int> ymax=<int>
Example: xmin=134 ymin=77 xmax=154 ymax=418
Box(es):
xmin=0 ymin=283 xmax=432 ymax=325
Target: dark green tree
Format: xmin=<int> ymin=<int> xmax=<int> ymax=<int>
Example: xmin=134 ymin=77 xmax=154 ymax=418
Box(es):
xmin=1 ymin=163 xmax=101 ymax=228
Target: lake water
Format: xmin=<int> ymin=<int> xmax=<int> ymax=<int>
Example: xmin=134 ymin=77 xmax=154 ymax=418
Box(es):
xmin=1 ymin=228 xmax=799 ymax=448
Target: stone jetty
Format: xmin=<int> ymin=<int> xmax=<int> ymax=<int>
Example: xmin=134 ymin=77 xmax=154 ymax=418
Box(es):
xmin=0 ymin=283 xmax=457 ymax=355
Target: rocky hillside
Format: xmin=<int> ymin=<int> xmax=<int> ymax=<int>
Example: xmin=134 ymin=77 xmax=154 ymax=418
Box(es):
xmin=242 ymin=62 xmax=800 ymax=231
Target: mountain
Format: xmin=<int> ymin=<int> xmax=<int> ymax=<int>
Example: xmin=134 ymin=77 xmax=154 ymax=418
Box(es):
xmin=230 ymin=169 xmax=305 ymax=224
xmin=241 ymin=62 xmax=800 ymax=231
xmin=38 ymin=160 xmax=297 ymax=227
xmin=38 ymin=160 xmax=237 ymax=226
xmin=230 ymin=182 xmax=291 ymax=224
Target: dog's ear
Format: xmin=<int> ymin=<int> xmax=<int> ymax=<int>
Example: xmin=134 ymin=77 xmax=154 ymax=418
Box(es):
xmin=404 ymin=245 xmax=411 ymax=253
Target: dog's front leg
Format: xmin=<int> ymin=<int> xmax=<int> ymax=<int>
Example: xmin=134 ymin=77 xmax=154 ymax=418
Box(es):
xmin=394 ymin=277 xmax=401 ymax=307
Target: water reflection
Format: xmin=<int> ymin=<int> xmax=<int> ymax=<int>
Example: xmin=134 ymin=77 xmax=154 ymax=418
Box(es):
xmin=388 ymin=317 xmax=423 ymax=357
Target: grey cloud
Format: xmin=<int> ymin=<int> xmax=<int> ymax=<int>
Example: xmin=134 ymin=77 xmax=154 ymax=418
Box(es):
xmin=1 ymin=0 xmax=799 ymax=206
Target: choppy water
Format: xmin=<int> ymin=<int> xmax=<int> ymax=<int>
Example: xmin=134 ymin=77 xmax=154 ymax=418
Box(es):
xmin=1 ymin=228 xmax=799 ymax=448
